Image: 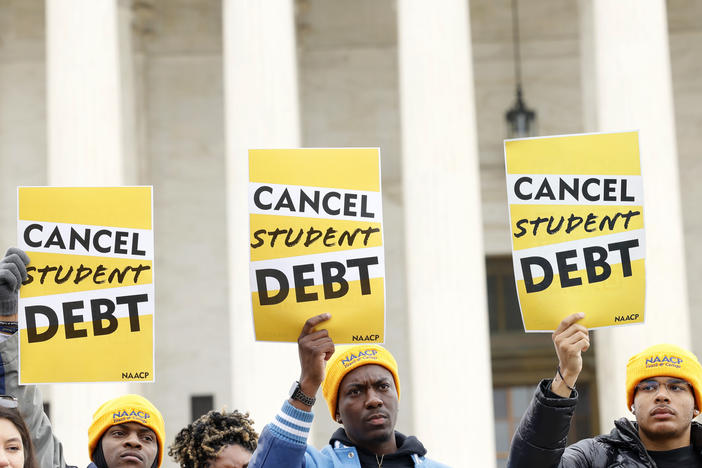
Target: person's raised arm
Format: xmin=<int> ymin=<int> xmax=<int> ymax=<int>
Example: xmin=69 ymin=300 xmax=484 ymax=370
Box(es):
xmin=0 ymin=247 xmax=68 ymax=468
xmin=291 ymin=313 xmax=335 ymax=411
xmin=551 ymin=312 xmax=590 ymax=397
xmin=249 ymin=313 xmax=336 ymax=468
xmin=507 ymin=313 xmax=591 ymax=468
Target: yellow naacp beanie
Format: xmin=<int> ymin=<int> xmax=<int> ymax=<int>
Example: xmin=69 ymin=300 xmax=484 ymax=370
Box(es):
xmin=321 ymin=344 xmax=400 ymax=420
xmin=88 ymin=394 xmax=166 ymax=467
xmin=626 ymin=343 xmax=702 ymax=410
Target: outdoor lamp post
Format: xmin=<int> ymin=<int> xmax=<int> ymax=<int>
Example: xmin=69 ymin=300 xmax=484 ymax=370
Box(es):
xmin=505 ymin=0 xmax=537 ymax=138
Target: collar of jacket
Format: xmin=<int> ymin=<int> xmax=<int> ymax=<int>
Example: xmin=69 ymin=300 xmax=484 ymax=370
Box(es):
xmin=329 ymin=428 xmax=428 ymax=458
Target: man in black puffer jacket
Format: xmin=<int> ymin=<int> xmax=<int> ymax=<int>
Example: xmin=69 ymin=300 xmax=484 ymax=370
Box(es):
xmin=508 ymin=312 xmax=702 ymax=468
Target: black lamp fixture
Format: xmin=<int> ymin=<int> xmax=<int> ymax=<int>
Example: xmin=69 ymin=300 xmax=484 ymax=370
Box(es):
xmin=505 ymin=0 xmax=537 ymax=138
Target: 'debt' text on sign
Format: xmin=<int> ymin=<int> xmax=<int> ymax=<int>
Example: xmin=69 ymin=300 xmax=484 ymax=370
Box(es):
xmin=24 ymin=293 xmax=147 ymax=343
xmin=255 ymin=257 xmax=378 ymax=305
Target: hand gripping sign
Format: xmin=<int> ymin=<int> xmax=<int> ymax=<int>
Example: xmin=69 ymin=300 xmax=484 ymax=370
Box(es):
xmin=17 ymin=187 xmax=154 ymax=383
xmin=249 ymin=149 xmax=386 ymax=343
xmin=504 ymin=132 xmax=645 ymax=332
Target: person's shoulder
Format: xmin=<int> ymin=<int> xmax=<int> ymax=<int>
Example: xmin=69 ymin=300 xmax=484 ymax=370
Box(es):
xmin=564 ymin=430 xmax=624 ymax=466
xmin=691 ymin=421 xmax=702 ymax=451
xmin=600 ymin=417 xmax=640 ymax=446
xmin=569 ymin=435 xmax=611 ymax=452
xmin=308 ymin=442 xmax=350 ymax=467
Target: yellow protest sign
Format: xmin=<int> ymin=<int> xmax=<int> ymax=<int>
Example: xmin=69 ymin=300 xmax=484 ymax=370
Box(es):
xmin=17 ymin=187 xmax=154 ymax=383
xmin=249 ymin=149 xmax=385 ymax=343
xmin=504 ymin=132 xmax=645 ymax=331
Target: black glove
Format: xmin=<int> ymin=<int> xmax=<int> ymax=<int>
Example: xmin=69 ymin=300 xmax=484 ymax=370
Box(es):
xmin=0 ymin=248 xmax=30 ymax=317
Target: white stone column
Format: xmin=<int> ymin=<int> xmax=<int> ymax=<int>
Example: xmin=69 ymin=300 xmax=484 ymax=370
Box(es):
xmin=0 ymin=3 xmax=47 ymax=246
xmin=117 ymin=0 xmax=141 ymax=184
xmin=579 ymin=0 xmax=691 ymax=430
xmin=46 ymin=0 xmax=129 ymax=465
xmin=397 ymin=1 xmax=495 ymax=466
xmin=47 ymin=0 xmax=126 ymax=184
xmin=222 ymin=0 xmax=303 ymax=433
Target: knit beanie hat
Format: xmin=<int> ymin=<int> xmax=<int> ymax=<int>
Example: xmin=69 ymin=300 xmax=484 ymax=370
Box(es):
xmin=321 ymin=344 xmax=400 ymax=420
xmin=88 ymin=394 xmax=166 ymax=467
xmin=626 ymin=343 xmax=702 ymax=410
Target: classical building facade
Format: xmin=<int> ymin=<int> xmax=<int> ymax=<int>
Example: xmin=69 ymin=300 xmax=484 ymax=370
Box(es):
xmin=1 ymin=1 xmax=700 ymax=467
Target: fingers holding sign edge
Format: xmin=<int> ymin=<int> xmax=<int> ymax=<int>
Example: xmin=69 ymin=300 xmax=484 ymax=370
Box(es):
xmin=5 ymin=247 xmax=30 ymax=265
xmin=299 ymin=313 xmax=332 ymax=338
xmin=299 ymin=312 xmax=335 ymax=362
xmin=553 ymin=312 xmax=590 ymax=353
xmin=4 ymin=248 xmax=30 ymax=281
xmin=552 ymin=312 xmax=586 ymax=336
xmin=297 ymin=313 xmax=335 ymax=404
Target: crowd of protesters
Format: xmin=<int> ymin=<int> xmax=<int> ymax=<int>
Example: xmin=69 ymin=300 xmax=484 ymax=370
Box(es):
xmin=0 ymin=248 xmax=449 ymax=468
xmin=0 ymin=248 xmax=264 ymax=468
xmin=4 ymin=244 xmax=702 ymax=467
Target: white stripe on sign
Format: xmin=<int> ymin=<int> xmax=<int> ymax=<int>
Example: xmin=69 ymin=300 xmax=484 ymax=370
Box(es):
xmin=507 ymin=174 xmax=643 ymax=206
xmin=18 ymin=220 xmax=154 ymax=259
xmin=249 ymin=182 xmax=383 ymax=221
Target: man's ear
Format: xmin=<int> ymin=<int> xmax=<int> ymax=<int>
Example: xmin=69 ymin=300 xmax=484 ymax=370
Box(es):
xmin=335 ymin=412 xmax=342 ymax=424
xmin=630 ymin=405 xmax=635 ymax=415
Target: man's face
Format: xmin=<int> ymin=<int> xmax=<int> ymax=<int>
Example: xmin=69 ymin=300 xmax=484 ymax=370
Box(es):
xmin=336 ymin=364 xmax=398 ymax=451
xmin=101 ymin=422 xmax=158 ymax=468
xmin=633 ymin=376 xmax=696 ymax=443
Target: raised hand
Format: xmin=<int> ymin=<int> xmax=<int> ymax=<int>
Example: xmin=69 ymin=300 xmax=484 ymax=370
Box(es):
xmin=551 ymin=312 xmax=590 ymax=397
xmin=295 ymin=313 xmax=335 ymax=408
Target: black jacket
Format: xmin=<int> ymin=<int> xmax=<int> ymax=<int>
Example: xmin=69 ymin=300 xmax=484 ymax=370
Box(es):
xmin=507 ymin=379 xmax=702 ymax=467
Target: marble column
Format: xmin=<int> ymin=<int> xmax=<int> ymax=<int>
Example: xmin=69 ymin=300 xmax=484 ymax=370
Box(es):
xmin=579 ymin=0 xmax=691 ymax=430
xmin=397 ymin=1 xmax=495 ymax=465
xmin=45 ymin=0 xmax=131 ymax=465
xmin=222 ymin=0 xmax=304 ymax=433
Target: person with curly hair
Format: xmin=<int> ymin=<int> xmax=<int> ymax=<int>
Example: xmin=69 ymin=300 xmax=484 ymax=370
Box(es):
xmin=169 ymin=410 xmax=258 ymax=468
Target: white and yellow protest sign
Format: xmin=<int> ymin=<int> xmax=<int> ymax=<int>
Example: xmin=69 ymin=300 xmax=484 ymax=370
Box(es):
xmin=505 ymin=132 xmax=645 ymax=331
xmin=249 ymin=148 xmax=385 ymax=343
xmin=17 ymin=187 xmax=154 ymax=383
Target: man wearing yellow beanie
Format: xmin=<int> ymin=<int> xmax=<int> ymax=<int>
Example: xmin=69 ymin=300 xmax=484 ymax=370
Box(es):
xmin=508 ymin=312 xmax=702 ymax=467
xmin=87 ymin=394 xmax=165 ymax=468
xmin=249 ymin=313 xmax=449 ymax=468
